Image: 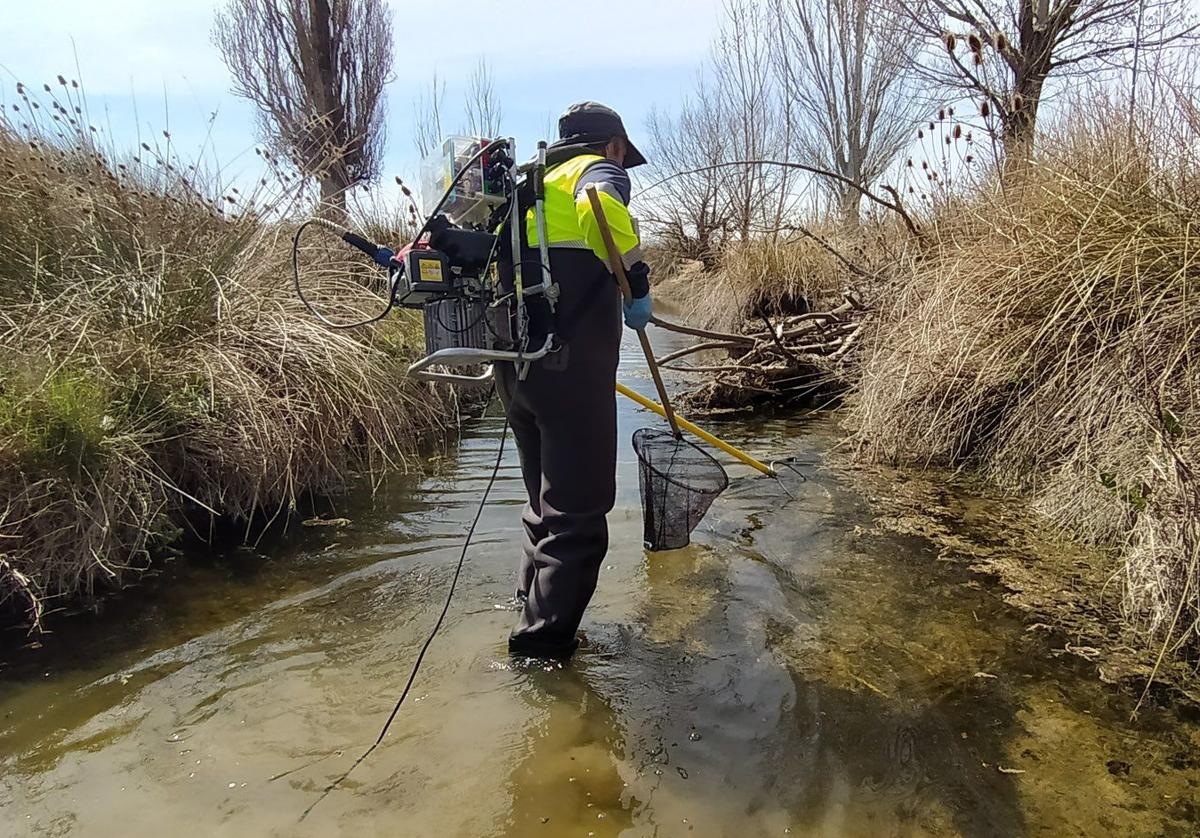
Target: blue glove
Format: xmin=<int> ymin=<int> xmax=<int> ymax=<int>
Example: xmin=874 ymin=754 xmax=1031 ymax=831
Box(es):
xmin=623 ymin=293 xmax=653 ymax=331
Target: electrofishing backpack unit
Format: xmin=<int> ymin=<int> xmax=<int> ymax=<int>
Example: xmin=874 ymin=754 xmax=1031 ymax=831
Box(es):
xmin=293 ymin=136 xmax=560 ymax=385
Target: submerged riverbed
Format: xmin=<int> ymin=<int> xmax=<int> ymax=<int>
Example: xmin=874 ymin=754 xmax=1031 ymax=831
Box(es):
xmin=1 ymin=333 xmax=1198 ymax=837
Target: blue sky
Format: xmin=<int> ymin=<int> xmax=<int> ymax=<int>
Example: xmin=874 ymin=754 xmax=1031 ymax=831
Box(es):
xmin=1 ymin=0 xmax=726 ymax=193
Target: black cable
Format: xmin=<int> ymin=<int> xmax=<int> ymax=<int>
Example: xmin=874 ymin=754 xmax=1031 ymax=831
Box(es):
xmin=292 ymin=219 xmax=404 ymax=330
xmin=428 ymin=227 xmax=511 ymax=336
xmin=275 ymin=166 xmax=527 ymax=812
xmin=414 ymin=138 xmax=511 ymax=242
xmin=431 ymin=258 xmax=551 ymax=337
xmin=299 ymin=393 xmax=512 ymax=821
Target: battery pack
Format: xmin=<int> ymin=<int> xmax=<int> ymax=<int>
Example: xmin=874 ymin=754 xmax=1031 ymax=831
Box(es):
xmin=399 ymin=248 xmax=453 ymax=308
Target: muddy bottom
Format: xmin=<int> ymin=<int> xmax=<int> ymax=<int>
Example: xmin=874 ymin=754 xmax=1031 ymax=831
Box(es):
xmin=1 ymin=334 xmax=1198 ymax=837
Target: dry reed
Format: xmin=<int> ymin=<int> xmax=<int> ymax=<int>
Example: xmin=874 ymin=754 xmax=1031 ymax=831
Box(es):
xmin=676 ymin=232 xmax=853 ymax=332
xmin=848 ymin=93 xmax=1199 ymax=657
xmin=0 ymin=81 xmax=450 ymax=626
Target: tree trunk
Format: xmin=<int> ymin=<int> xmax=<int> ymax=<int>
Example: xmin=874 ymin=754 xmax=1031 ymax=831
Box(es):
xmin=309 ymin=0 xmax=350 ymax=212
xmin=320 ymin=174 xmax=348 ymax=218
xmin=838 ymin=189 xmax=863 ymax=231
xmin=1004 ymin=0 xmax=1060 ymax=163
xmin=1002 ymin=71 xmax=1046 ymax=162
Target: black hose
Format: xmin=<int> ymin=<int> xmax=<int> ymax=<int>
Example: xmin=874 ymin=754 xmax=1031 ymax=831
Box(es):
xmin=298 ymin=390 xmax=512 ymax=821
xmin=292 ymin=219 xmax=402 ymax=330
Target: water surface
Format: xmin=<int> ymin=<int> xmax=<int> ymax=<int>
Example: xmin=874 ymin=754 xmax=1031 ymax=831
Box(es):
xmin=1 ymin=334 xmax=1198 ymax=837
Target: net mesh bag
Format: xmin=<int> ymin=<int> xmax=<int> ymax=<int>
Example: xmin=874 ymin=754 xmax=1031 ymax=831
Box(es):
xmin=634 ymin=427 xmax=729 ymax=551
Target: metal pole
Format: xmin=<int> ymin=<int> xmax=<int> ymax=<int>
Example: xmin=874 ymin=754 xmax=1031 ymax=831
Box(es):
xmin=504 ymin=137 xmax=530 ymax=378
xmin=533 ymin=140 xmax=557 ymax=311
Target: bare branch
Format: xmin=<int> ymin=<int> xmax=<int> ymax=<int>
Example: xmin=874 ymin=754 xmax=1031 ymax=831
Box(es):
xmin=891 ymin=0 xmax=1198 ymax=158
xmin=463 ymin=57 xmax=503 ymax=139
xmin=636 ymin=159 xmax=922 ymax=237
xmin=771 ymin=0 xmax=928 ymax=227
xmin=213 ymin=0 xmax=394 ymax=211
xmin=411 ymin=71 xmax=445 ymax=158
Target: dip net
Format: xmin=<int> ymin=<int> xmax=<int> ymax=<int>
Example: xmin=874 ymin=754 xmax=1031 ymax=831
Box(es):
xmin=633 ymin=427 xmax=729 ymax=551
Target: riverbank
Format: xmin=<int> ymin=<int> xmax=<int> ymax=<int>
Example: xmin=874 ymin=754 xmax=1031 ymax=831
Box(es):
xmin=850 ymin=101 xmax=1198 ymax=683
xmin=0 ymin=108 xmax=452 ymax=629
xmin=657 ymin=94 xmax=1199 ymax=690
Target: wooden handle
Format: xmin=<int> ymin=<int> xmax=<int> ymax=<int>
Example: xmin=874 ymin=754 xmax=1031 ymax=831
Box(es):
xmin=583 ymin=184 xmax=681 ymax=438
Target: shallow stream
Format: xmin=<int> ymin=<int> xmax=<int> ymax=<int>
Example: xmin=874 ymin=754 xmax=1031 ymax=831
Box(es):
xmin=1 ymin=333 xmax=1198 ymax=837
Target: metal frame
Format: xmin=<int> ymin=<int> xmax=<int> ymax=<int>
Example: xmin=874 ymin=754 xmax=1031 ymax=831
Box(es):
xmin=406 ymin=334 xmax=555 ymax=383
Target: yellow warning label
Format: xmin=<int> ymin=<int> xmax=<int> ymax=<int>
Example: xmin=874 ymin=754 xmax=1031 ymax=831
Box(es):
xmin=418 ymin=259 xmax=443 ymax=283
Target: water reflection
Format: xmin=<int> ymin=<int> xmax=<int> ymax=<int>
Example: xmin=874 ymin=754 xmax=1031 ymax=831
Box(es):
xmin=505 ymin=662 xmax=634 ymax=836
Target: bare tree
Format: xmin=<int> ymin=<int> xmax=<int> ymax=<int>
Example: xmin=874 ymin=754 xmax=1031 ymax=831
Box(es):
xmin=213 ymin=0 xmax=394 ymax=212
xmin=897 ymin=0 xmax=1196 ymax=158
xmin=412 ymin=70 xmax=446 ymax=158
xmin=1127 ymin=0 xmax=1197 ymax=140
xmin=644 ymin=85 xmax=734 ymax=266
xmin=542 ymin=109 xmax=559 ymax=143
xmin=711 ymin=0 xmax=794 ymax=240
xmin=463 ymin=58 xmax=503 ymax=139
xmin=773 ymin=0 xmax=925 ymax=227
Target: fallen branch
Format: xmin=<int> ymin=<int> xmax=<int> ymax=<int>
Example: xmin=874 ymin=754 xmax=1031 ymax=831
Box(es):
xmin=831 ymin=324 xmax=864 ymax=359
xmin=662 ymin=292 xmax=868 ymax=409
xmin=755 ymin=305 xmax=800 ymax=365
xmin=657 ymin=341 xmax=749 ymax=365
xmin=651 ymin=316 xmax=758 ymax=344
xmin=664 ymin=362 xmax=790 ymax=375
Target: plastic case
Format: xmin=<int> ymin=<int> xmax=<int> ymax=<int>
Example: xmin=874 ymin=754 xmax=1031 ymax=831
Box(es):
xmin=420 ymin=136 xmax=506 ymax=224
xmin=398 ymin=247 xmax=451 ymax=307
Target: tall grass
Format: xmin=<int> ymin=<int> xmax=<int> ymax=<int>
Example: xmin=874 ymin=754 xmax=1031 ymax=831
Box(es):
xmin=671 ymin=231 xmax=855 ymax=332
xmin=848 ymin=93 xmax=1200 ymax=658
xmin=651 ymin=85 xmax=1199 ymax=668
xmin=0 ymin=81 xmax=449 ymax=626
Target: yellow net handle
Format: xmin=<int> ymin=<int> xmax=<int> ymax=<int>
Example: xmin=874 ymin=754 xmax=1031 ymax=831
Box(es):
xmin=616 ymin=383 xmax=776 ymax=477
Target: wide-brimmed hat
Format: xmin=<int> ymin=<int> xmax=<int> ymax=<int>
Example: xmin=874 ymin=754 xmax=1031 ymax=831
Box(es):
xmin=557 ymin=101 xmax=647 ymax=168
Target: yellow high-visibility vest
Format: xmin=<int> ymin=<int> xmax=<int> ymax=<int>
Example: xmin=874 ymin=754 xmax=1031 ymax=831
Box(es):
xmin=525 ymin=154 xmax=643 ymax=269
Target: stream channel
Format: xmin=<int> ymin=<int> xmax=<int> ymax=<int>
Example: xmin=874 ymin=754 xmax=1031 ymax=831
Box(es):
xmin=1 ymin=331 xmax=1199 ymax=837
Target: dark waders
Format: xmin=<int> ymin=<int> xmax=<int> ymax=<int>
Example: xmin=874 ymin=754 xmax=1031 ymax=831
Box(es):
xmin=496 ymin=257 xmax=622 ymax=658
